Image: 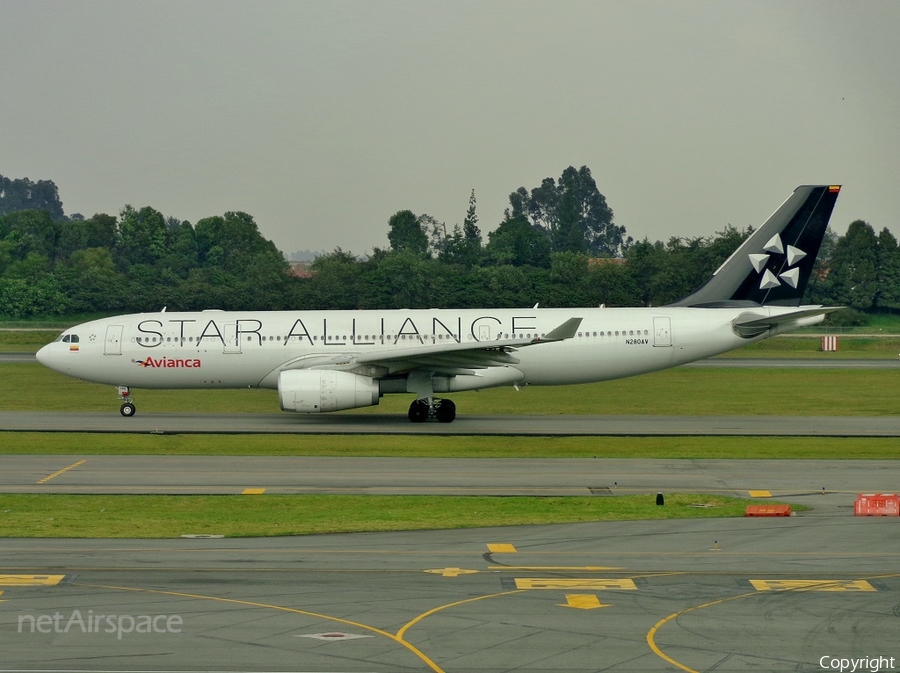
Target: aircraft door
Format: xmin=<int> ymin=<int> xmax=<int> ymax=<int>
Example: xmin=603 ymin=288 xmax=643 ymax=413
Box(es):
xmin=223 ymin=322 xmax=242 ymax=354
xmin=478 ymin=324 xmax=492 ymax=341
xmin=652 ymin=316 xmax=672 ymax=347
xmin=104 ymin=325 xmax=124 ymax=355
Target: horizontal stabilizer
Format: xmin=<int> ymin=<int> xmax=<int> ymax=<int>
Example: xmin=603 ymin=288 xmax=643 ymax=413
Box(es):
xmin=732 ymin=307 xmax=842 ymax=337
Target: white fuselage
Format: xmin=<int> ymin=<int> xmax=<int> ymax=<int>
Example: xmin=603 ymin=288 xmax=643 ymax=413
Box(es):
xmin=36 ymin=306 xmax=820 ymax=394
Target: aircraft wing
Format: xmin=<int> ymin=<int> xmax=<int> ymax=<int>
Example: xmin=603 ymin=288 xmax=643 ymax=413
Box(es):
xmin=732 ymin=307 xmax=841 ymax=337
xmin=265 ymin=317 xmax=582 ymax=378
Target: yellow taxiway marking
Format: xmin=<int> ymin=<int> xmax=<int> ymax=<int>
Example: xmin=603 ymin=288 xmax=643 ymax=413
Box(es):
xmin=558 ymin=594 xmax=612 ymax=610
xmin=79 ymin=582 xmax=447 ymax=673
xmin=37 ymin=459 xmax=86 ymax=484
xmin=750 ymin=579 xmax=876 ymax=592
xmin=241 ymin=488 xmax=266 ymax=495
xmin=397 ymin=589 xmax=525 ymax=642
xmin=488 ymin=566 xmax=621 ymax=571
xmin=424 ymin=567 xmax=479 ymax=577
xmin=514 ymin=578 xmax=637 ymax=591
xmin=0 ymin=590 xmax=5 ymax=602
xmin=748 ymin=490 xmax=772 ymax=498
xmin=648 ymin=575 xmax=884 ymax=672
xmin=487 ymin=543 xmax=517 ymax=553
xmin=0 ymin=574 xmax=65 ymax=586
xmin=647 ymin=590 xmax=758 ymax=673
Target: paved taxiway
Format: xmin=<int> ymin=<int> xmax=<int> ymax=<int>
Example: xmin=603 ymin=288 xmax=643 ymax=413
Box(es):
xmin=4 ymin=455 xmax=900 ymax=496
xmin=4 ymin=352 xmax=899 ymax=670
xmin=2 ymin=514 xmax=899 ymax=672
xmin=4 ymin=409 xmax=900 ymax=435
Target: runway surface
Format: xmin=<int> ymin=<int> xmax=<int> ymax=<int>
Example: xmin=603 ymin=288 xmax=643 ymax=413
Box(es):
xmin=3 ymin=455 xmax=899 ymax=496
xmin=4 ymin=409 xmax=900 ymax=435
xmin=2 ymin=513 xmax=898 ymax=672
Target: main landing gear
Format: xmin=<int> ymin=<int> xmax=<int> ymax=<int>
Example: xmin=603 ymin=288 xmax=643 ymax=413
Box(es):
xmin=408 ymin=398 xmax=456 ymax=423
xmin=117 ymin=386 xmax=136 ymax=417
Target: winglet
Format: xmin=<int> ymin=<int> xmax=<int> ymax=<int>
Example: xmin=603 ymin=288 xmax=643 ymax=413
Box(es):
xmin=536 ymin=317 xmax=583 ymax=343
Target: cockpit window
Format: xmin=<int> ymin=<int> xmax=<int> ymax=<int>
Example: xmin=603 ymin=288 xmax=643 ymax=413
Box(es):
xmin=58 ymin=334 xmax=79 ymax=344
xmin=62 ymin=335 xmax=70 ymax=343
xmin=70 ymin=335 xmax=79 ymax=343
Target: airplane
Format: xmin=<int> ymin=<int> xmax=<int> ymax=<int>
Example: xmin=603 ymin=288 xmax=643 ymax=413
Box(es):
xmin=37 ymin=185 xmax=842 ymax=423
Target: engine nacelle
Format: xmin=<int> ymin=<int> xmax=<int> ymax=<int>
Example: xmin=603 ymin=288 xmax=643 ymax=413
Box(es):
xmin=278 ymin=369 xmax=380 ymax=413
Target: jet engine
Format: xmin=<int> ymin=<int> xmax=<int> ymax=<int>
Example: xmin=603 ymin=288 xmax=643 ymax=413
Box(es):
xmin=278 ymin=369 xmax=380 ymax=413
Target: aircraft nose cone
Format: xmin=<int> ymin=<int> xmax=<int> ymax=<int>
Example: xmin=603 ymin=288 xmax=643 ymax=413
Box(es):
xmin=35 ymin=343 xmax=60 ymax=372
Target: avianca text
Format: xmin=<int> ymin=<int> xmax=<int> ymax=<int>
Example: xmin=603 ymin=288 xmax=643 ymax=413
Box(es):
xmin=134 ymin=357 xmax=202 ymax=368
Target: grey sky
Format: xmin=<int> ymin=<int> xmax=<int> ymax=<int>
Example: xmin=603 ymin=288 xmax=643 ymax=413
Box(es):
xmin=3 ymin=1 xmax=899 ymax=257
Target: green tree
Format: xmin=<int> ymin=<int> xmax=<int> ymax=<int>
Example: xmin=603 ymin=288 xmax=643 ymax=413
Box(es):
xmin=586 ymin=259 xmax=641 ymax=307
xmin=468 ymin=265 xmax=548 ymax=308
xmin=547 ymin=251 xmax=590 ymax=305
xmin=58 ymin=213 xmax=117 ymax=260
xmin=162 ymin=220 xmax=200 ymax=277
xmin=307 ymin=248 xmax=363 ymax=309
xmin=116 ymin=205 xmax=168 ymax=267
xmin=508 ymin=166 xmax=624 ymax=256
xmin=826 ymin=220 xmax=878 ymax=310
xmin=0 ymin=276 xmax=68 ymax=317
xmin=0 ymin=175 xmax=65 ymax=220
xmin=387 ymin=210 xmax=428 ymax=256
xmin=439 ymin=190 xmax=483 ymax=267
xmin=360 ymin=250 xmax=435 ymax=309
xmin=0 ymin=209 xmax=60 ymax=266
xmin=875 ymin=227 xmax=900 ymax=310
xmin=484 ymin=215 xmax=551 ymax=268
xmin=56 ymin=248 xmax=126 ymax=313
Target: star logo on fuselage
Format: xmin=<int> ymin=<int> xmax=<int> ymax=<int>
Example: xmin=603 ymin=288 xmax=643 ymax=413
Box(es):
xmin=748 ymin=234 xmax=806 ymax=290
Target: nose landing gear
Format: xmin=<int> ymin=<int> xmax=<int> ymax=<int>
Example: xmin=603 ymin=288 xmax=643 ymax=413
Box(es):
xmin=118 ymin=386 xmax=136 ymax=417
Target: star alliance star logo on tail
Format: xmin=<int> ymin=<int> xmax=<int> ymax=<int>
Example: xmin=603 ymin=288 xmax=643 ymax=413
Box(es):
xmin=748 ymin=233 xmax=806 ymax=290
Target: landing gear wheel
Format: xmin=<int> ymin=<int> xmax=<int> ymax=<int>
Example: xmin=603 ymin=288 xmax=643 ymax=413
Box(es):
xmin=408 ymin=399 xmax=430 ymax=423
xmin=117 ymin=386 xmax=135 ymax=417
xmin=435 ymin=399 xmax=456 ymax=423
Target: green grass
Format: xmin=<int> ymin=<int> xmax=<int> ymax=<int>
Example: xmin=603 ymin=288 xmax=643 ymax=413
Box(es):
xmin=1 ymin=432 xmax=899 ymax=459
xmin=4 ymin=362 xmax=899 ymax=416
xmin=720 ymin=337 xmax=900 ymax=358
xmin=0 ymin=330 xmax=58 ymax=350
xmin=0 ymin=333 xmax=882 ymax=539
xmin=0 ymin=493 xmax=784 ymax=538
xmin=0 ymin=314 xmax=114 ymax=330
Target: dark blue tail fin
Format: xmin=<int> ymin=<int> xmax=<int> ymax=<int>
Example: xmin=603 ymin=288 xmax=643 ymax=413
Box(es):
xmin=669 ymin=185 xmax=840 ymax=307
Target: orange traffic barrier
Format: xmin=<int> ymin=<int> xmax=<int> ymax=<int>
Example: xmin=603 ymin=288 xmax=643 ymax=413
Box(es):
xmin=745 ymin=504 xmax=791 ymax=517
xmin=854 ymin=493 xmax=900 ymax=517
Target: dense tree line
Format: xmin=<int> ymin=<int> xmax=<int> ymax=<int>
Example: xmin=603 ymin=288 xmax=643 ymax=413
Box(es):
xmin=0 ymin=201 xmax=291 ymax=317
xmin=0 ymin=171 xmax=897 ymax=319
